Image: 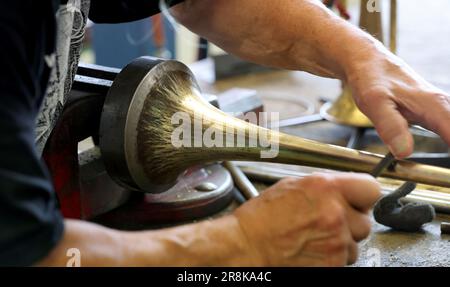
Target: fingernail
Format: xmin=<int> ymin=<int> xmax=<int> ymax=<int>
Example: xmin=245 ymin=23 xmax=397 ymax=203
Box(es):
xmin=390 ymin=135 xmax=411 ymax=158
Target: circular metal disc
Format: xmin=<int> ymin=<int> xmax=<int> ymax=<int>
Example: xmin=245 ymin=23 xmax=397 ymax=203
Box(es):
xmin=99 ymin=57 xmax=196 ymax=193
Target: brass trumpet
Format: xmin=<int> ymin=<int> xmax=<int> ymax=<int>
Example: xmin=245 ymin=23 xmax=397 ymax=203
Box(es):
xmin=99 ymin=57 xmax=450 ymax=193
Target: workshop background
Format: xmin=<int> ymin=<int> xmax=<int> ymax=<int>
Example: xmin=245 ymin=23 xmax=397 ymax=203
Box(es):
xmin=78 ymin=0 xmax=450 ymax=267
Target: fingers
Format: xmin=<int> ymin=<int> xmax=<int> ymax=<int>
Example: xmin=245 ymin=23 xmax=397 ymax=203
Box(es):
xmin=418 ymin=92 xmax=450 ymax=147
xmin=288 ymin=173 xmax=376 ymax=266
xmin=322 ymin=172 xmax=382 ymax=212
xmin=344 ymin=204 xmax=372 ymax=241
xmin=310 ymin=173 xmax=377 ymax=241
xmin=356 ymin=88 xmax=414 ymax=158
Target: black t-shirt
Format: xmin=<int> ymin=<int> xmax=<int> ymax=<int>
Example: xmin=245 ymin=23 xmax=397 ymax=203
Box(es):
xmin=0 ymin=0 xmax=182 ymax=266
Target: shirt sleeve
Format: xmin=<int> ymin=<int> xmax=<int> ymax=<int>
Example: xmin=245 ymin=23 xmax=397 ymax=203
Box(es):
xmin=89 ymin=0 xmax=185 ymax=23
xmin=0 ymin=1 xmax=64 ymax=266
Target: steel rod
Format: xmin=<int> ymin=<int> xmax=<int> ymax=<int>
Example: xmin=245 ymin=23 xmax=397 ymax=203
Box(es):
xmin=237 ymin=163 xmax=450 ymax=214
xmin=224 ymin=162 xmax=259 ymax=199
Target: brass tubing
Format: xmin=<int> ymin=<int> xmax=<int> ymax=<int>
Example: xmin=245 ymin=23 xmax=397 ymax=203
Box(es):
xmin=237 ymin=164 xmax=450 ymax=213
xmin=270 ymin=132 xmax=450 ymax=188
xmin=360 ymin=0 xmax=384 ymax=42
xmin=390 ymin=0 xmax=398 ymax=53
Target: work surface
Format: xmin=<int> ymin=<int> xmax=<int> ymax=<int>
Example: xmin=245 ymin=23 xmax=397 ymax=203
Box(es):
xmin=356 ymin=214 xmax=450 ymax=267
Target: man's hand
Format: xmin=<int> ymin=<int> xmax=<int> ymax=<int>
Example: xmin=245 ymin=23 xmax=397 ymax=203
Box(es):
xmin=172 ymin=0 xmax=450 ymax=159
xmin=233 ymin=172 xmax=381 ymax=266
xmin=347 ymin=52 xmax=450 ymax=158
xmin=37 ymin=173 xmax=380 ymax=267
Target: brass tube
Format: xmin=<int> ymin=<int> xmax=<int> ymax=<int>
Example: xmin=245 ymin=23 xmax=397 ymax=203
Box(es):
xmin=360 ymin=0 xmax=384 ymax=42
xmin=390 ymin=0 xmax=398 ymax=53
xmin=237 ymin=164 xmax=450 ymax=213
xmin=260 ymin=131 xmax=450 ymax=188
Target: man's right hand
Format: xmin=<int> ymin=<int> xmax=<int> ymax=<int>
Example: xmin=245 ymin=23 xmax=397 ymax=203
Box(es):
xmin=233 ymin=172 xmax=382 ymax=266
xmin=35 ymin=172 xmax=381 ymax=267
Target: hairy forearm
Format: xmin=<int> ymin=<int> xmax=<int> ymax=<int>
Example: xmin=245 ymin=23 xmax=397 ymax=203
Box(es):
xmin=172 ymin=0 xmax=388 ymax=80
xmin=36 ymin=216 xmax=256 ymax=267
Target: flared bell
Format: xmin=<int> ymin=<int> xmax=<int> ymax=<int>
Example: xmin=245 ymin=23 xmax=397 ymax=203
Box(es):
xmin=320 ymin=86 xmax=373 ymax=127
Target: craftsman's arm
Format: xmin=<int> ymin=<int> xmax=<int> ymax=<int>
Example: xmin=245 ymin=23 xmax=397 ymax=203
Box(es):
xmin=36 ymin=216 xmax=256 ymax=266
xmin=37 ymin=173 xmax=381 ymax=267
xmin=171 ymin=0 xmax=450 ymax=159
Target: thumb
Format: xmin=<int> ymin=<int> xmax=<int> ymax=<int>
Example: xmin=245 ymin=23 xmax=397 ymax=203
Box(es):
xmin=356 ymin=90 xmax=414 ymax=158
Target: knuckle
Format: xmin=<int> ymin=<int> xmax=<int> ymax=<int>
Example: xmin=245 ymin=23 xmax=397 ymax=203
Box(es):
xmin=356 ymin=87 xmax=389 ymax=111
xmin=278 ymin=176 xmax=299 ymax=186
xmin=270 ymin=177 xmax=305 ymax=198
xmin=422 ymin=92 xmax=449 ymax=115
xmin=319 ymin=201 xmax=346 ymax=231
xmin=272 ymin=177 xmax=299 ymax=192
xmin=431 ymin=92 xmax=450 ymax=105
xmin=426 ymin=93 xmax=450 ymax=125
xmin=303 ymin=173 xmax=337 ymax=191
xmin=299 ymin=174 xmax=321 ymax=186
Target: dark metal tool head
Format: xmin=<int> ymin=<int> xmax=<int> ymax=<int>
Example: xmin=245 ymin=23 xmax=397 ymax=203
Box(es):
xmin=371 ymin=153 xmax=436 ymax=232
xmin=373 ymin=181 xmax=435 ymax=232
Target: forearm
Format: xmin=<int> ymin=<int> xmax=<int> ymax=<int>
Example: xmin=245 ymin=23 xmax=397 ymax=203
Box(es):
xmin=172 ymin=0 xmax=389 ymax=80
xmin=37 ymin=216 xmax=257 ymax=266
xmin=121 ymin=215 xmax=259 ymax=266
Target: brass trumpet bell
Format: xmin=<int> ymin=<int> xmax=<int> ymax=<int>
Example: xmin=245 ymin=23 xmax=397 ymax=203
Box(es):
xmin=320 ymin=86 xmax=372 ymax=127
xmin=100 ymin=57 xmax=450 ymax=194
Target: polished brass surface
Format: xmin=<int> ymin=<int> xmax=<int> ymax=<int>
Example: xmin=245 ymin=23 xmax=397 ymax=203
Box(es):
xmin=390 ymin=0 xmax=398 ymax=53
xmin=321 ymin=0 xmax=398 ymax=127
xmin=320 ymin=86 xmax=372 ymax=127
xmin=135 ymin=60 xmax=450 ymax=190
xmin=359 ymin=0 xmax=384 ymax=42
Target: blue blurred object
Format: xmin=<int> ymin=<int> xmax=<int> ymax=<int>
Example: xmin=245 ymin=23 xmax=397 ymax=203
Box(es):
xmin=92 ymin=17 xmax=175 ymax=68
